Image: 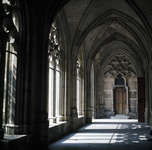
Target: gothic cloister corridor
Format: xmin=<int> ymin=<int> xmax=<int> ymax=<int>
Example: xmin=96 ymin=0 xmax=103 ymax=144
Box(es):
xmin=49 ymin=119 xmax=152 ymax=150
xmin=1 ymin=0 xmax=152 ymax=149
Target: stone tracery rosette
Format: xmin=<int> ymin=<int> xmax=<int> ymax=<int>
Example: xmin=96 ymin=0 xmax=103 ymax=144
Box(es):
xmin=104 ymin=54 xmax=136 ymax=79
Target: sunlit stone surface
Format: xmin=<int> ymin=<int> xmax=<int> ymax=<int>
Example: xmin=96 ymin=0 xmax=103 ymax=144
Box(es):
xmin=49 ymin=119 xmax=152 ymax=150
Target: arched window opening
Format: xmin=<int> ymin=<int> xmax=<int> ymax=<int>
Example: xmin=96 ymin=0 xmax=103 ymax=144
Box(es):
xmin=115 ymin=74 xmax=125 ymax=85
xmin=48 ymin=20 xmax=62 ymax=125
xmin=3 ymin=39 xmax=17 ymax=125
xmin=2 ymin=3 xmax=21 ymax=134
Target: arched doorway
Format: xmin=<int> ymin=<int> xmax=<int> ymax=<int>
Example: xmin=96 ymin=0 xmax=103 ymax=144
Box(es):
xmin=114 ymin=87 xmax=126 ymax=114
xmin=114 ymin=74 xmax=126 ymax=115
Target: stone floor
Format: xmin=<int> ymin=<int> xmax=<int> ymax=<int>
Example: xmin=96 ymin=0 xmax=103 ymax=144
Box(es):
xmin=49 ymin=119 xmax=152 ymax=150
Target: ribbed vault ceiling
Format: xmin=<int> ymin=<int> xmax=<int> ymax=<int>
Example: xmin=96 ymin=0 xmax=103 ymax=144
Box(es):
xmin=63 ymin=0 xmax=152 ymax=76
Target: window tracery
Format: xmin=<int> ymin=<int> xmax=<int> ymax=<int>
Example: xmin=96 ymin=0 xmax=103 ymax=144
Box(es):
xmin=2 ymin=0 xmax=21 ymax=132
xmin=115 ymin=74 xmax=125 ymax=85
xmin=48 ymin=20 xmax=62 ymax=125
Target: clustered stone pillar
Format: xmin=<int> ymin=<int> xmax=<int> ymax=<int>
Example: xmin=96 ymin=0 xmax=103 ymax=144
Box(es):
xmin=150 ymin=60 xmax=152 ymax=127
xmin=145 ymin=73 xmax=149 ymax=124
xmin=125 ymin=86 xmax=129 ymax=115
xmin=86 ymin=70 xmax=92 ymax=123
xmin=70 ymin=68 xmax=78 ymax=131
xmin=21 ymin=5 xmax=49 ymax=148
xmin=111 ymin=86 xmax=114 ymax=115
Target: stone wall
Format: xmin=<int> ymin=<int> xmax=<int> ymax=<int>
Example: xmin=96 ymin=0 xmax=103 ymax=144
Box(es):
xmin=128 ymin=78 xmax=138 ymax=118
xmin=102 ymin=77 xmax=138 ymax=119
xmin=103 ymin=78 xmax=114 ymax=118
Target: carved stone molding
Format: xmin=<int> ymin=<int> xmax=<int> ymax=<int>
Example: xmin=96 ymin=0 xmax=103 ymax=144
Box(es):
xmin=95 ymin=53 xmax=101 ymax=60
xmin=104 ymin=53 xmax=136 ymax=79
xmin=77 ymin=56 xmax=81 ymax=75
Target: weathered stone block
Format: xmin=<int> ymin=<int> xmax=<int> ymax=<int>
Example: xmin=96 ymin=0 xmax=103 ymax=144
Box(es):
xmin=129 ymin=92 xmax=137 ymax=98
xmin=130 ymin=100 xmax=136 ymax=106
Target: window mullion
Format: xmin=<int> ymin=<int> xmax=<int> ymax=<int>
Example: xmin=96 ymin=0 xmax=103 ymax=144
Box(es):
xmin=4 ymin=51 xmax=9 ymax=124
xmin=52 ymin=67 xmax=55 ymax=123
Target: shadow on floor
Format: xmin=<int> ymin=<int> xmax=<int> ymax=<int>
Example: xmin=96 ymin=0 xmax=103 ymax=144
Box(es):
xmin=49 ymin=119 xmax=152 ymax=150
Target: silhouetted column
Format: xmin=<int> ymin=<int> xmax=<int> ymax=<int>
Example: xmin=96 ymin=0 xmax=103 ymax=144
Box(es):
xmin=71 ymin=68 xmax=78 ymax=131
xmin=86 ymin=70 xmax=92 ymax=123
xmin=22 ymin=3 xmax=49 ymax=148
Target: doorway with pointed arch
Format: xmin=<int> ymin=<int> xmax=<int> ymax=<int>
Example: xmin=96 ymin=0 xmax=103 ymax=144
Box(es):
xmin=114 ymin=74 xmax=126 ymax=115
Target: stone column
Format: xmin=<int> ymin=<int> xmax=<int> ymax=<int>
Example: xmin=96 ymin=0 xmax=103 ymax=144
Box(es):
xmin=34 ymin=36 xmax=49 ymax=149
xmin=145 ymin=73 xmax=149 ymax=124
xmin=94 ymin=65 xmax=97 ymax=119
xmin=150 ymin=111 xmax=152 ymax=128
xmin=149 ymin=60 xmax=152 ymax=127
xmin=21 ymin=3 xmax=49 ymax=148
xmin=55 ymin=59 xmax=61 ymax=123
xmin=90 ymin=63 xmax=94 ymax=119
xmin=86 ymin=70 xmax=92 ymax=123
xmin=65 ymin=50 xmax=70 ymax=124
xmin=125 ymin=86 xmax=129 ymax=115
xmin=111 ymin=86 xmax=114 ymax=115
xmin=70 ymin=68 xmax=78 ymax=131
xmin=53 ymin=65 xmax=57 ymax=123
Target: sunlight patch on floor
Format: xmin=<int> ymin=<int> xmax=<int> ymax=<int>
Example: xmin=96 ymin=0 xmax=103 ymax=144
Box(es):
xmin=92 ymin=119 xmax=138 ymax=123
xmin=50 ymin=119 xmax=151 ymax=149
xmin=85 ymin=124 xmax=118 ymax=129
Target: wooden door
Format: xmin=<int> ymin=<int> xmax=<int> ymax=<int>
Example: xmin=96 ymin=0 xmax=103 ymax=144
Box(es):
xmin=138 ymin=77 xmax=145 ymax=122
xmin=114 ymin=87 xmax=126 ymax=114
